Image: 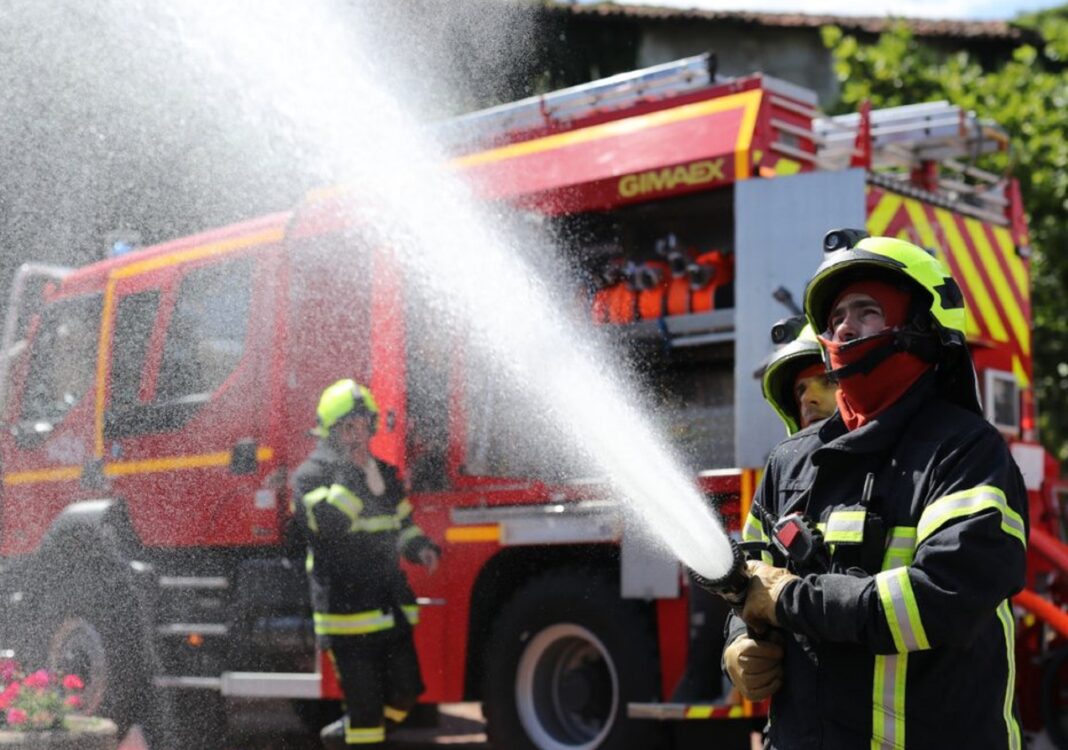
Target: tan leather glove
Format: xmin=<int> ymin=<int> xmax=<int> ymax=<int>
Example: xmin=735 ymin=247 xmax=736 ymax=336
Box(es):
xmin=741 ymin=561 xmax=799 ymax=632
xmin=723 ymin=633 xmax=784 ymax=701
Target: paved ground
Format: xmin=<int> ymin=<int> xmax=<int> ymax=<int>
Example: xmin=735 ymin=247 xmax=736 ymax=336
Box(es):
xmin=117 ymin=702 xmax=489 ymax=750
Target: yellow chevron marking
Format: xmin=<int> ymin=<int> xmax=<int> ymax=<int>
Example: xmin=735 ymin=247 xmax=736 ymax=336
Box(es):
xmin=1012 ymin=355 xmax=1031 ymax=388
xmin=686 ymin=706 xmax=713 ymax=719
xmin=867 ymin=192 xmax=902 ymax=236
xmin=965 ymin=219 xmax=1030 ymax=356
xmin=992 ymin=226 xmax=1030 ymax=305
xmin=902 ymin=200 xmax=980 ymax=338
xmin=934 ymin=209 xmax=1008 ymax=342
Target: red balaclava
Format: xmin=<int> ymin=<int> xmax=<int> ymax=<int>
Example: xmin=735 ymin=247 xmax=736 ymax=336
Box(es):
xmin=818 ymin=280 xmax=932 ymax=430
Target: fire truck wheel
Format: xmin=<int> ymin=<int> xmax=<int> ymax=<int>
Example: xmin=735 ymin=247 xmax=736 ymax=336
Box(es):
xmin=482 ymin=568 xmax=667 ymax=750
xmin=44 ymin=604 xmax=147 ymax=731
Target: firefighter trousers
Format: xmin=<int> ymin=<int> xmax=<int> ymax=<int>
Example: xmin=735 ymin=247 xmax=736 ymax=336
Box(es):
xmin=326 ymin=622 xmax=425 ymax=745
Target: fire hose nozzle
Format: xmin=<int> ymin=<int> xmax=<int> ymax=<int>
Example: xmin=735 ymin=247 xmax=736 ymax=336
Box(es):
xmin=690 ymin=538 xmax=750 ymax=609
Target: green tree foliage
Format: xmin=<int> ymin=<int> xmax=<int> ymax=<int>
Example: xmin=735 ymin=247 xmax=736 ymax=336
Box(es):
xmin=822 ymin=14 xmax=1068 ymax=464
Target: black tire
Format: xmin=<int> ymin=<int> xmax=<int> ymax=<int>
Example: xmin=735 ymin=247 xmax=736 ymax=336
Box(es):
xmin=42 ymin=594 xmax=149 ymax=733
xmin=482 ymin=568 xmax=667 ymax=750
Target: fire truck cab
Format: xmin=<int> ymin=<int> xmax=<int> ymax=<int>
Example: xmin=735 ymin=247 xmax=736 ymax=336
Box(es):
xmin=0 ymin=54 xmax=1065 ymax=750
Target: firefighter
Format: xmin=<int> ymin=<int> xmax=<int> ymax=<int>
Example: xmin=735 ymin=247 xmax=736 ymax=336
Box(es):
xmin=761 ymin=320 xmax=838 ymax=435
xmin=716 ymin=322 xmax=839 ymax=706
xmin=291 ymin=379 xmax=441 ymax=749
xmin=723 ymin=232 xmax=1028 ymax=748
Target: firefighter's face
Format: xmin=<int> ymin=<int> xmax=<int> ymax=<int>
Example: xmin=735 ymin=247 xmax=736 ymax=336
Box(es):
xmin=794 ymin=373 xmax=837 ymax=428
xmin=828 ymin=293 xmax=886 ymax=342
xmin=335 ymin=414 xmax=373 ymax=452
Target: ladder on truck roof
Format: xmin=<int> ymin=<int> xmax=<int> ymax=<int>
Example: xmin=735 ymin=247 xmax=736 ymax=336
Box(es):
xmin=815 ymin=100 xmax=1008 ymax=169
xmin=438 ymin=52 xmax=817 ymax=150
xmin=814 ymin=101 xmax=1011 ymax=224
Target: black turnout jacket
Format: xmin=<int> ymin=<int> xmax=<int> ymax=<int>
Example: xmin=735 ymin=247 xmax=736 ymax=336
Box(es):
xmin=729 ymin=372 xmax=1028 ymax=749
xmin=291 ymin=443 xmax=435 ymax=637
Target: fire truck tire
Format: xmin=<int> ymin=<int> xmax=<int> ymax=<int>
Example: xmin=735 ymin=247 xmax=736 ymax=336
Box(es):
xmin=43 ymin=600 xmax=148 ymax=733
xmin=482 ymin=568 xmax=667 ymax=750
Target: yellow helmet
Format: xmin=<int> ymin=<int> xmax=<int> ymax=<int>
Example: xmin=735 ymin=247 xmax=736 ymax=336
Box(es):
xmin=313 ymin=379 xmax=379 ymax=438
xmin=804 ymin=229 xmax=980 ymax=414
xmin=762 ymin=323 xmax=825 ymax=435
xmin=804 ymin=230 xmax=966 ymax=348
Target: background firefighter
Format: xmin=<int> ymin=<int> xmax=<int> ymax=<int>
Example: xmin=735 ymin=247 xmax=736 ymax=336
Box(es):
xmin=723 ymin=231 xmax=1028 ymax=748
xmin=291 ymin=379 xmax=441 ymax=748
xmin=678 ymin=320 xmax=838 ymax=703
xmin=722 ymin=320 xmax=841 ymax=703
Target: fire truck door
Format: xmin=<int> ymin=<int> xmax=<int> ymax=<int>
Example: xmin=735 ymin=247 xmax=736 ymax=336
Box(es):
xmin=102 ymin=252 xmax=277 ymax=548
xmin=0 ymin=293 xmax=103 ymax=555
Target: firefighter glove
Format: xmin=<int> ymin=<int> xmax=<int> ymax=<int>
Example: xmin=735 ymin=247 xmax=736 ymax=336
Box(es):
xmin=741 ymin=561 xmax=799 ymax=632
xmin=723 ymin=633 xmax=784 ymax=701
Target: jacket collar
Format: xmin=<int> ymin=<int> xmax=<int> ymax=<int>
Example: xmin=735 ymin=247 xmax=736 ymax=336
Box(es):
xmin=812 ymin=370 xmax=937 ymax=462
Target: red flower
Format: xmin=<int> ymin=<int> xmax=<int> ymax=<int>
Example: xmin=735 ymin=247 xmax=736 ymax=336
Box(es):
xmin=61 ymin=674 xmax=84 ymax=691
xmin=6 ymin=708 xmax=27 ymax=726
xmin=64 ymin=695 xmax=81 ymax=709
xmin=2 ymin=683 xmax=20 ymax=700
xmin=22 ymin=670 xmax=49 ymax=689
xmin=0 ymin=660 xmax=17 ymax=684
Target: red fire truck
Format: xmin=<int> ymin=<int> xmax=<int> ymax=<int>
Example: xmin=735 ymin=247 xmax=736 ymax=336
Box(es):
xmin=1 ymin=54 xmax=1066 ymax=749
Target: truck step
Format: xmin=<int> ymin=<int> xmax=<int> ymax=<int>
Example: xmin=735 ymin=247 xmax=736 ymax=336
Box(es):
xmin=627 ymin=701 xmax=762 ymax=720
xmin=153 ymin=676 xmax=222 ymax=691
xmin=156 ymin=623 xmax=229 ymax=637
xmin=158 ymin=576 xmax=229 ymax=590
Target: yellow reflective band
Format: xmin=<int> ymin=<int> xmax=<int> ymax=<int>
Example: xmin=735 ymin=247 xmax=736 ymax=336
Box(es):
xmin=996 ymin=600 xmax=1023 ymax=750
xmin=384 ymin=705 xmax=408 ymax=723
xmin=685 ymin=706 xmax=712 ymax=719
xmin=396 ymin=499 xmax=413 ymax=520
xmin=876 ymin=569 xmax=930 ymax=653
xmin=741 ymin=512 xmax=767 ymax=542
xmin=313 ymin=609 xmax=395 ymax=636
xmin=881 ymin=527 xmax=917 ymax=571
xmin=825 ymin=510 xmax=866 ymax=544
xmin=397 ymin=525 xmax=424 ymax=547
xmin=327 ymin=484 xmax=364 ymax=526
xmin=917 ymin=485 xmax=1025 ymax=547
xmin=402 ymin=604 xmax=420 ymax=625
xmin=353 ymin=515 xmax=402 ymax=532
xmin=344 ymin=718 xmax=385 ymax=744
xmin=741 ymin=511 xmax=773 ymax=564
xmin=871 ymin=653 xmax=906 ymax=749
xmin=302 ymin=487 xmax=329 ymax=534
xmin=305 ymin=549 xmax=314 ymax=574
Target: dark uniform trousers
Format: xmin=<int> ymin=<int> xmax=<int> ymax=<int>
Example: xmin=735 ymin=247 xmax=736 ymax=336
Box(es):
xmin=327 ymin=609 xmax=425 ymax=735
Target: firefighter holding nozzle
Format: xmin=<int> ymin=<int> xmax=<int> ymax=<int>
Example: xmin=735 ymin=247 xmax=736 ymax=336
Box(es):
xmin=292 ymin=380 xmax=441 ymax=749
xmin=716 ymin=231 xmax=1028 ymax=748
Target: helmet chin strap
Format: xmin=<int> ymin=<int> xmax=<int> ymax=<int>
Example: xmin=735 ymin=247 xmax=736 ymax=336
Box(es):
xmin=827 ymin=327 xmax=939 ymax=380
